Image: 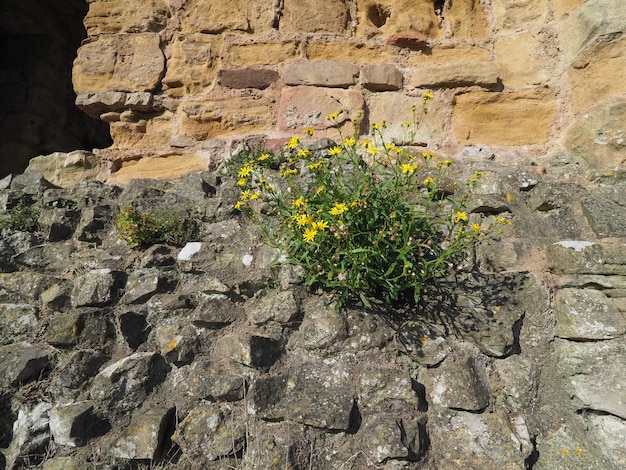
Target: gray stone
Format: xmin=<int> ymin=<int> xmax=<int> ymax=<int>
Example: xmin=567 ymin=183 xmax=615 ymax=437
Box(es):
xmin=555 ymin=288 xmax=625 ymax=339
xmin=355 ymin=413 xmax=424 ymax=464
xmin=547 ymin=241 xmax=626 ymax=275
xmin=4 ymin=402 xmax=52 ymax=470
xmin=507 ymin=170 xmax=542 ymax=191
xmin=38 ymin=208 xmax=81 ymax=242
xmin=0 ymin=342 xmax=52 ymax=387
xmin=74 ymin=204 xmax=114 ymax=243
xmin=581 ymin=187 xmax=626 ymax=237
xmin=117 ymin=311 xmax=148 ymax=350
xmin=476 ymin=240 xmax=532 ymax=272
xmin=13 ymin=243 xmax=75 ymax=273
xmin=71 ymin=269 xmax=117 ymax=307
xmin=45 ymin=311 xmax=112 ymax=348
xmin=110 ymin=406 xmax=175 ymax=460
xmin=122 ymin=268 xmax=174 ymax=304
xmin=427 ymin=410 xmax=533 ymax=469
xmin=40 ymin=457 xmax=91 ymax=470
xmin=48 ymin=401 xmax=95 ymax=447
xmin=289 ymin=295 xmax=347 ymax=352
xmin=585 ymin=414 xmax=626 ymax=468
xmin=356 ymin=360 xmax=422 ymax=410
xmin=0 ymin=304 xmax=38 ymax=343
xmin=250 ymin=357 xmax=355 ymax=430
xmin=528 ymin=182 xmax=581 ymax=211
xmin=24 ymin=151 xmax=101 ymax=189
xmin=55 ymin=349 xmax=109 ymax=391
xmin=557 ymin=338 xmax=626 ymax=419
xmin=192 ymin=295 xmax=245 ymax=326
xmin=89 ymin=352 xmax=170 ymax=411
xmin=245 ymin=289 xmax=300 ymax=325
xmin=284 ymin=61 xmax=359 ymax=88
xmin=213 ymin=332 xmax=282 ymax=369
xmin=419 ymin=345 xmax=490 ymax=411
xmin=75 ymin=91 xmax=128 ymax=117
xmin=153 ymin=323 xmax=198 ymax=365
xmin=362 ymin=64 xmax=403 ymax=91
xmin=173 ymin=402 xmax=245 ymax=462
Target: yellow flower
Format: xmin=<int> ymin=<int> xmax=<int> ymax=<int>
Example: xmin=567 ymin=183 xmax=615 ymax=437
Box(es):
xmin=241 ymin=190 xmax=251 ymax=200
xmin=342 ymin=137 xmax=356 ymax=147
xmin=280 ymin=168 xmax=298 ymax=177
xmin=471 ymin=223 xmax=481 ymax=233
xmin=361 ymin=140 xmax=373 ymax=149
xmin=423 ymin=91 xmax=434 ymax=101
xmin=372 ymin=123 xmax=382 ymax=131
xmin=326 ymin=111 xmax=341 ymax=121
xmin=286 ymin=135 xmax=300 ymax=150
xmin=236 ymin=178 xmax=248 ymax=187
xmin=250 ymin=192 xmax=260 ymax=200
xmin=303 ymin=227 xmax=318 ymax=242
xmin=368 ymin=146 xmax=379 ymax=156
xmin=305 ymin=127 xmax=315 ymax=136
xmin=234 ymin=201 xmax=244 ymax=210
xmin=308 ymin=161 xmax=323 ymax=171
xmin=328 ymin=146 xmax=342 ymax=156
xmin=423 ymin=177 xmax=435 ymax=185
xmin=455 ymin=211 xmax=468 ymax=223
xmin=330 ymin=202 xmax=348 ymax=216
xmin=422 ymin=151 xmax=435 ymax=160
xmin=293 ymin=197 xmax=306 ymax=208
xmin=385 ymin=143 xmax=398 ymax=153
xmin=238 ymin=165 xmax=252 ymax=177
xmin=400 ymin=163 xmax=418 ymax=175
xmin=297 ymin=148 xmax=311 ymax=158
xmin=294 ymin=214 xmax=312 ymax=226
xmin=315 ymin=186 xmax=325 ymax=196
xmin=258 ymin=153 xmax=271 ymax=162
xmin=313 ymin=220 xmax=329 ymax=231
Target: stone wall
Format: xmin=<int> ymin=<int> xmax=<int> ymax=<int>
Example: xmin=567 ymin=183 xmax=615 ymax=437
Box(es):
xmin=0 ymin=155 xmax=625 ymax=468
xmin=72 ymin=0 xmax=626 ymax=181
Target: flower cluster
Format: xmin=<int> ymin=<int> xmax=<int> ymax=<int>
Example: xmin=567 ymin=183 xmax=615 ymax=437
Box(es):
xmin=234 ymin=95 xmax=509 ymax=309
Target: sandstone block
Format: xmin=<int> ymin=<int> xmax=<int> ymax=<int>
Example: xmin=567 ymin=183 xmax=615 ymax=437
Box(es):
xmin=83 ymin=0 xmax=168 ymax=35
xmin=355 ymin=0 xmax=441 ymax=38
xmin=281 ymin=0 xmax=348 ymax=34
xmin=452 ymin=89 xmax=558 ymax=145
xmin=362 ymin=64 xmax=403 ymax=91
xmin=73 ymin=34 xmax=164 ymax=93
xmin=492 ymin=0 xmax=548 ymax=33
xmin=445 ymin=0 xmax=490 ymax=39
xmin=409 ymin=61 xmax=500 ymax=88
xmin=218 ymin=68 xmax=279 ymax=89
xmin=554 ymin=0 xmax=587 ymax=18
xmin=305 ymin=40 xmax=400 ymax=63
xmin=179 ymin=96 xmax=273 ymax=141
xmin=569 ymin=35 xmax=626 ymax=113
xmin=178 ymin=0 xmax=249 ymax=33
xmin=108 ymin=110 xmax=174 ymax=150
xmin=108 ymin=155 xmax=209 ymax=185
xmin=565 ymin=98 xmax=626 ymax=170
xmin=162 ymin=33 xmax=222 ymax=95
xmin=276 ymin=86 xmax=364 ymax=133
xmin=495 ymin=32 xmax=552 ymax=88
xmin=222 ymin=41 xmax=298 ymax=66
xmin=557 ymin=0 xmax=626 ymax=61
xmin=284 ymin=61 xmax=359 ymax=88
xmin=407 ymin=45 xmax=491 ymax=66
xmin=384 ymin=33 xmax=427 ymax=51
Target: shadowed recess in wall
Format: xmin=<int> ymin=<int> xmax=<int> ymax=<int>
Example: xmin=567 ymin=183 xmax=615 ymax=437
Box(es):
xmin=0 ymin=0 xmax=111 ymax=178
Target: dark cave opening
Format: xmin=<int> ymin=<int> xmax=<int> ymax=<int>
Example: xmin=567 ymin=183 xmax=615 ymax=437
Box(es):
xmin=0 ymin=0 xmax=111 ymax=178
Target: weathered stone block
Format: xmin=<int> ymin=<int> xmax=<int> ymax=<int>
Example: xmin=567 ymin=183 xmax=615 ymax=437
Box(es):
xmin=581 ymin=188 xmax=626 ymax=238
xmin=245 ymin=289 xmax=300 ymax=325
xmin=122 ymin=269 xmax=174 ymax=304
xmin=362 ymin=64 xmax=403 ymax=91
xmin=218 ymin=68 xmax=279 ymax=89
xmin=72 ymin=269 xmax=117 ymax=307
xmin=355 ymin=414 xmax=424 ymax=464
xmin=193 ymin=296 xmax=244 ymax=326
xmin=48 ymin=401 xmax=95 ymax=447
xmin=555 ymin=288 xmax=626 ymax=340
xmin=289 ymin=296 xmax=347 ymax=351
xmin=213 ymin=332 xmax=282 ymax=369
xmin=569 ymin=35 xmax=626 ymax=113
xmin=83 ymin=0 xmax=169 ymax=35
xmin=492 ymin=0 xmax=548 ymax=33
xmin=452 ymin=89 xmax=558 ymax=145
xmin=445 ymin=0 xmax=491 ymax=39
xmin=281 ymin=0 xmax=348 ymax=34
xmin=305 ymin=41 xmax=400 ymax=63
xmin=495 ymin=32 xmax=552 ymax=88
xmin=284 ymin=61 xmax=359 ymax=88
xmin=178 ymin=0 xmax=251 ymax=33
xmin=73 ymin=34 xmax=164 ymax=93
xmin=277 ymin=86 xmax=364 ymax=133
xmin=409 ymin=61 xmax=500 ymax=88
xmin=173 ymin=402 xmax=245 ymax=462
xmin=162 ymin=33 xmax=222 ymax=95
xmin=0 ymin=342 xmax=52 ymax=387
xmin=223 ymin=41 xmax=298 ymax=66
xmin=547 ymin=241 xmax=626 ymax=275
xmin=557 ymin=338 xmax=626 ymax=419
xmin=355 ymin=0 xmax=441 ymax=38
xmin=180 ymin=96 xmax=273 ymax=141
xmin=0 ymin=304 xmax=38 ymax=343
xmin=110 ymin=406 xmax=175 ymax=460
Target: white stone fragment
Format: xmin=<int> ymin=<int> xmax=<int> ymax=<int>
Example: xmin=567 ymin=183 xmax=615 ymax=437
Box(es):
xmin=178 ymin=242 xmax=202 ymax=261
